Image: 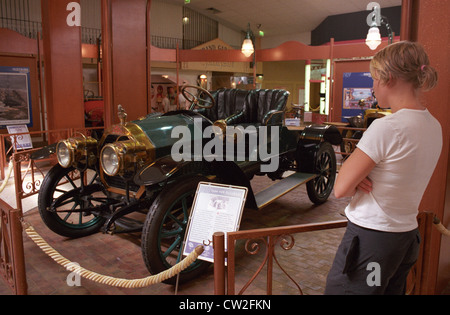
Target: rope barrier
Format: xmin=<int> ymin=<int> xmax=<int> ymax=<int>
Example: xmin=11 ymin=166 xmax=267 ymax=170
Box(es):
xmin=21 ymin=221 xmax=204 ymax=289
xmin=433 ymin=216 xmax=450 ymax=237
xmin=0 ymin=159 xmax=13 ymax=193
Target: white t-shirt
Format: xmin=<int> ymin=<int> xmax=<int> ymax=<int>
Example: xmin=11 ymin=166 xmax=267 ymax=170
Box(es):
xmin=344 ymin=108 xmax=442 ymax=232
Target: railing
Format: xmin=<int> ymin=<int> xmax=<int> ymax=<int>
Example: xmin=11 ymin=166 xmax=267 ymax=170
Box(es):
xmin=335 ymin=126 xmax=367 ymax=159
xmin=6 ymin=127 xmax=103 ymax=212
xmin=407 ymin=211 xmax=434 ymax=295
xmin=0 ymin=127 xmax=103 ymax=295
xmin=213 ymin=212 xmax=437 ymax=295
xmin=11 ymin=147 xmax=55 ymax=215
xmin=0 ymin=198 xmax=27 ymax=295
xmin=0 ymin=127 xmax=103 ymax=180
xmin=213 ymin=220 xmax=348 ymax=295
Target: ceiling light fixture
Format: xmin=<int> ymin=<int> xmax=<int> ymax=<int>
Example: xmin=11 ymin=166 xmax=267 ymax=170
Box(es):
xmin=241 ymin=23 xmax=255 ymax=57
xmin=366 ymin=22 xmax=382 ymax=50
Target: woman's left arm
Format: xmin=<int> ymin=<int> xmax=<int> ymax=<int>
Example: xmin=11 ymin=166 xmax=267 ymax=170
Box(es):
xmin=334 ymin=148 xmax=376 ymax=198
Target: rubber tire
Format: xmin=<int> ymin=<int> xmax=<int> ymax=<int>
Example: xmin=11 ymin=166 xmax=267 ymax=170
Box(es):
xmin=38 ymin=164 xmax=106 ymax=238
xmin=306 ymin=142 xmax=337 ymax=205
xmin=141 ymin=175 xmax=210 ymax=285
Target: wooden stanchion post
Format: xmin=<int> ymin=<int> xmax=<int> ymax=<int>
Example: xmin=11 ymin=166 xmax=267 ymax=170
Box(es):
xmin=213 ymin=232 xmax=225 ymax=295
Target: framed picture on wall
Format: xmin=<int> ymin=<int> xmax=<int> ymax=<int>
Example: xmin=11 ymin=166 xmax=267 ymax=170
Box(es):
xmin=343 ymin=87 xmax=375 ymax=109
xmin=341 ymin=72 xmax=374 ymax=121
xmin=0 ymin=66 xmax=33 ymax=127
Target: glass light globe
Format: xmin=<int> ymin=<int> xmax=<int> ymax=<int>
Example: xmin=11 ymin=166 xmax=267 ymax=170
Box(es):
xmin=365 ymin=26 xmax=382 ymax=50
xmin=241 ymin=38 xmax=254 ymax=57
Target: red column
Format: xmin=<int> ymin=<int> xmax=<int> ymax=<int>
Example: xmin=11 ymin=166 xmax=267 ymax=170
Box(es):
xmin=41 ymin=0 xmax=84 ymax=130
xmin=101 ymin=0 xmax=113 ymax=128
xmin=412 ymin=0 xmax=450 ymax=295
xmin=100 ymin=0 xmax=150 ymax=126
xmin=41 ymin=0 xmax=85 ymax=131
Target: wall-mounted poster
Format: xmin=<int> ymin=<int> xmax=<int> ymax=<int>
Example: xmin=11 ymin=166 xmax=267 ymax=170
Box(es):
xmin=343 ymin=88 xmax=375 ymax=109
xmin=0 ymin=66 xmax=33 ymax=127
xmin=341 ymin=72 xmax=374 ymax=122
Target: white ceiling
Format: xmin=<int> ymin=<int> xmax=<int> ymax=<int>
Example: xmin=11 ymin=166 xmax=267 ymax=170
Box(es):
xmin=165 ymin=0 xmax=401 ymax=36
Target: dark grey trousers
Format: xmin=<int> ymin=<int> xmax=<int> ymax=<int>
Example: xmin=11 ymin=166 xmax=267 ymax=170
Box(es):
xmin=325 ymin=220 xmax=421 ymax=295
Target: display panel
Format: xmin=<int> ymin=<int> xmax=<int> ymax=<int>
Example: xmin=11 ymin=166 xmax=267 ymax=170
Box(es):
xmin=183 ymin=182 xmax=248 ymax=263
xmin=0 ymin=66 xmax=33 ymax=127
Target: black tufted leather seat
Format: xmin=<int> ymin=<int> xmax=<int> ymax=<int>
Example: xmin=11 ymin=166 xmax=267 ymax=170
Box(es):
xmin=246 ymin=89 xmax=290 ymax=125
xmin=201 ymin=88 xmax=289 ymax=126
xmin=203 ymin=88 xmax=250 ymax=124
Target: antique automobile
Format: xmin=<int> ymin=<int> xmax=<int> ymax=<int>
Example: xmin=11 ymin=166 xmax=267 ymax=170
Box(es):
xmin=36 ymin=86 xmax=342 ymax=284
xmin=340 ymin=99 xmax=391 ymax=157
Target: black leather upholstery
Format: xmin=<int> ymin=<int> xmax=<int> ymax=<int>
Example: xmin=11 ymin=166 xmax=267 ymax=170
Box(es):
xmin=201 ymin=88 xmax=289 ymax=126
xmin=248 ymin=89 xmax=290 ymax=125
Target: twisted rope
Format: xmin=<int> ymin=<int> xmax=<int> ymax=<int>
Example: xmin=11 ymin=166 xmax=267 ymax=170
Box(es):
xmin=0 ymin=159 xmax=14 ymax=193
xmin=22 ymin=221 xmax=204 ymax=288
xmin=433 ymin=216 xmax=450 ymax=237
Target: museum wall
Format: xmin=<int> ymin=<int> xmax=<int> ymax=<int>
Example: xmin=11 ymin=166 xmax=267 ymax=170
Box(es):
xmin=150 ymin=0 xmax=183 ymax=41
xmin=261 ymin=60 xmax=306 ymax=110
xmin=410 ymin=0 xmax=450 ymax=294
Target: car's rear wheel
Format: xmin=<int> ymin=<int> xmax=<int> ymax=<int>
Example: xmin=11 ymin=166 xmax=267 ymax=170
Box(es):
xmin=306 ymin=142 xmax=336 ymax=205
xmin=141 ymin=175 xmax=210 ymax=284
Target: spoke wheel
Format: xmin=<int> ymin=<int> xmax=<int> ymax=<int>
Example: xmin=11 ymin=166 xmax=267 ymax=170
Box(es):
xmin=38 ymin=165 xmax=107 ymax=238
xmin=141 ymin=175 xmax=210 ymax=284
xmin=306 ymin=142 xmax=337 ymax=205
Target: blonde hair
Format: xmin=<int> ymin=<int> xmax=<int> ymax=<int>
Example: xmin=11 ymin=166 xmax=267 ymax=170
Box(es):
xmin=370 ymin=41 xmax=438 ymax=91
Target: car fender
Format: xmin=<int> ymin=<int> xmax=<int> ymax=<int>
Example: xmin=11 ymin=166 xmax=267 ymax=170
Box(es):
xmin=29 ymin=143 xmax=57 ymax=160
xmin=298 ymin=124 xmax=342 ymax=146
xmin=134 ymin=157 xmax=258 ymax=209
xmin=211 ymin=160 xmax=258 ymax=209
xmin=134 ymin=155 xmax=190 ymax=186
xmin=296 ymin=125 xmax=341 ymax=173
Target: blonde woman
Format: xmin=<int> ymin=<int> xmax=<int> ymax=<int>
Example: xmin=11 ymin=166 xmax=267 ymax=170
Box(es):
xmin=325 ymin=41 xmax=442 ymax=295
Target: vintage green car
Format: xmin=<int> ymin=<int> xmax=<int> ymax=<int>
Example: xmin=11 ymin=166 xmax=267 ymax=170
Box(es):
xmin=37 ymin=86 xmax=342 ymax=284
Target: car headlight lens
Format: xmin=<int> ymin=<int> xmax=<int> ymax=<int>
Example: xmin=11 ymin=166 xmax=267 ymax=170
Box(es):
xmin=101 ymin=145 xmax=120 ymax=176
xmin=56 ymin=136 xmax=98 ymax=168
xmin=56 ymin=141 xmax=73 ymax=168
xmin=100 ymin=140 xmax=148 ymax=177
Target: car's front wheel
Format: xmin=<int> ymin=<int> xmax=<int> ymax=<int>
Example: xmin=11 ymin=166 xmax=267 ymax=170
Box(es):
xmin=38 ymin=165 xmax=107 ymax=238
xmin=141 ymin=175 xmax=210 ymax=284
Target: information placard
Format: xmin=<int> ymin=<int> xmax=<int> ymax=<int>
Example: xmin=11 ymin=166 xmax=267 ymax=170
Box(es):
xmin=183 ymin=182 xmax=247 ymax=263
xmin=7 ymin=124 xmax=33 ymax=150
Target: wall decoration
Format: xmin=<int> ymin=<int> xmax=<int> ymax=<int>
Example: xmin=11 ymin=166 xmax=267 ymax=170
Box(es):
xmin=0 ymin=66 xmax=33 ymax=127
xmin=341 ymin=72 xmax=374 ymax=121
xmin=343 ymin=87 xmax=375 ymax=109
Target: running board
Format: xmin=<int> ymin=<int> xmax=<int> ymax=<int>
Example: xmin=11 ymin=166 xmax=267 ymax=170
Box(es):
xmin=255 ymin=172 xmax=316 ymax=209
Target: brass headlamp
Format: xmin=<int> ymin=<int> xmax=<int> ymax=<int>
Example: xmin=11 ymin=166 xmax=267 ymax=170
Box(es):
xmin=56 ymin=136 xmax=98 ymax=168
xmin=100 ymin=139 xmax=147 ymax=177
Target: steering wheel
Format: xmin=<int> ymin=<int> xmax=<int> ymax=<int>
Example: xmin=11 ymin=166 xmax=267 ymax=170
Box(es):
xmin=181 ymin=85 xmax=215 ymax=110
